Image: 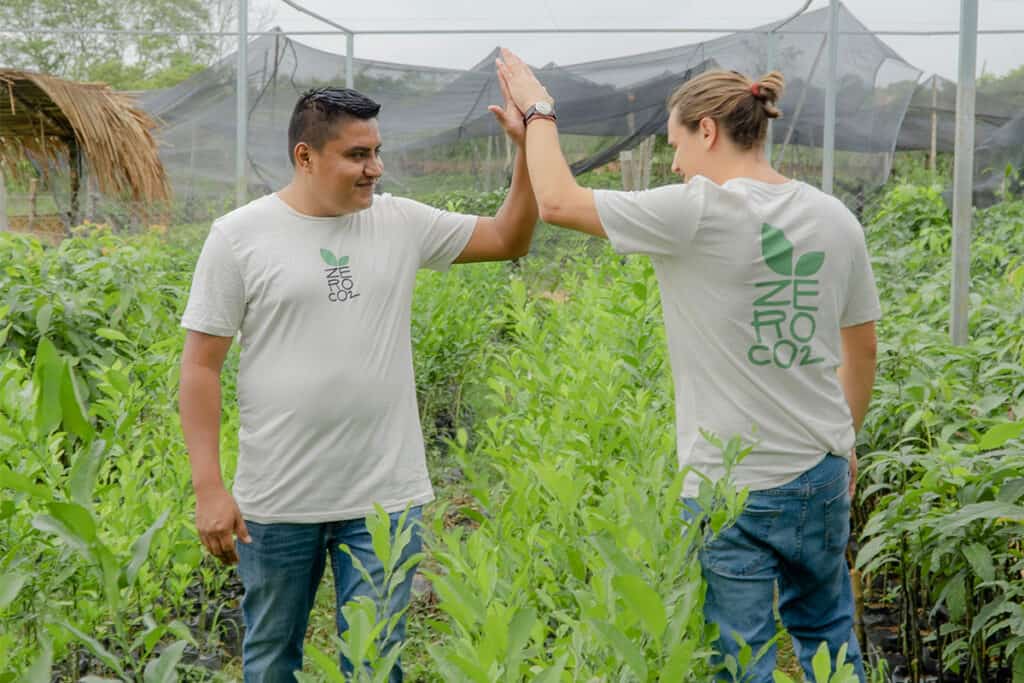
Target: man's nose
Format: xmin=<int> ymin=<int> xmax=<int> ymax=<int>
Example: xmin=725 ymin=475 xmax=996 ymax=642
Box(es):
xmin=364 ymin=155 xmax=383 ymax=177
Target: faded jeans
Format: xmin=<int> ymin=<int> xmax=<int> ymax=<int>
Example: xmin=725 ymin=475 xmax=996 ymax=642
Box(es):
xmin=683 ymin=454 xmax=866 ymax=683
xmin=236 ymin=507 xmax=423 ymax=683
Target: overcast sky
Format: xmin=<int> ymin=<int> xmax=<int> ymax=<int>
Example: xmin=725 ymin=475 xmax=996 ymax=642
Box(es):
xmin=256 ymin=0 xmax=1024 ymax=81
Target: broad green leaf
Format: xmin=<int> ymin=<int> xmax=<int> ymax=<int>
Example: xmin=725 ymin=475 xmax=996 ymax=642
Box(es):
xmin=367 ymin=505 xmax=392 ymax=572
xmin=60 ymin=361 xmax=93 ymax=440
xmin=963 ymin=543 xmax=996 ymax=583
xmin=33 ymin=337 xmax=63 ymax=435
xmin=70 ymin=439 xmax=107 ymax=508
xmin=32 ymin=514 xmax=92 ymax=555
xmin=773 ymin=673 xmax=798 ymax=683
xmin=0 ymin=572 xmax=28 ymax=610
xmin=95 ymin=327 xmax=130 ymax=343
xmin=660 ymin=639 xmax=697 ymax=682
xmin=794 ymin=251 xmax=826 ymax=277
xmin=320 ymin=248 xmax=338 ymax=267
xmin=589 ymin=619 xmax=648 ymax=680
xmin=613 ymin=574 xmax=667 ymax=639
xmin=811 ymin=641 xmax=832 ymax=683
xmin=944 ymin=574 xmax=967 ymax=622
xmin=429 ymin=573 xmax=485 ymax=630
xmin=532 ymin=653 xmax=568 ymax=683
xmin=23 ymin=642 xmax=52 ymax=683
xmin=36 ymin=303 xmax=53 ymax=337
xmin=143 ymin=640 xmax=187 ymax=683
xmin=977 ymin=420 xmax=1024 ymax=451
xmin=62 ymin=622 xmax=126 ymax=677
xmin=942 ymin=502 xmax=1024 ymax=530
xmin=0 ymin=467 xmax=50 ymax=499
xmin=854 ymin=535 xmax=890 ymax=571
xmin=0 ymin=323 xmax=10 ymax=348
xmin=998 ymin=478 xmax=1024 ymax=504
xmin=338 ymin=255 xmax=349 ymax=267
xmin=123 ymin=510 xmax=170 ymax=588
xmin=761 ymin=224 xmax=793 ymax=276
xmin=47 ymin=502 xmax=97 ymax=545
xmin=506 ymin=607 xmax=536 ymax=657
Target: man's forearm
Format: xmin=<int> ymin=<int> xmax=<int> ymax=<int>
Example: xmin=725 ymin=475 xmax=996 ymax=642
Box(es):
xmin=491 ymin=144 xmax=539 ymax=255
xmin=838 ymin=359 xmax=875 ymax=434
xmin=179 ymin=363 xmax=226 ymax=494
xmin=524 ymin=120 xmax=577 ymax=211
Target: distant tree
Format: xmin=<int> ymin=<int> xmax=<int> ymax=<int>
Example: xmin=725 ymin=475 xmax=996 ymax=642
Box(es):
xmin=978 ymin=64 xmax=1024 ymax=110
xmin=0 ymin=0 xmax=275 ymax=90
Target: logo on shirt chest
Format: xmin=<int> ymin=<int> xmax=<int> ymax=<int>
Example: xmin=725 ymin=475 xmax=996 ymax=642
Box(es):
xmin=748 ymin=224 xmax=825 ymax=369
xmin=320 ymin=248 xmax=360 ymax=303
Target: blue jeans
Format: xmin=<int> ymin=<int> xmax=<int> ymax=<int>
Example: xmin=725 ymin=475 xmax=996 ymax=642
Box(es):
xmin=236 ymin=507 xmax=423 ymax=683
xmin=683 ymin=454 xmax=865 ymax=683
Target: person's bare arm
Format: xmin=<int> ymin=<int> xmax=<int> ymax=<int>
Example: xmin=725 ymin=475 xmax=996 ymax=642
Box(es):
xmin=456 ymin=64 xmax=539 ymax=263
xmin=838 ymin=321 xmax=878 ymax=497
xmin=496 ymin=48 xmax=605 ymax=238
xmin=455 ymin=145 xmax=539 ymax=262
xmin=838 ymin=321 xmax=877 ymax=433
xmin=179 ymin=330 xmax=251 ymax=565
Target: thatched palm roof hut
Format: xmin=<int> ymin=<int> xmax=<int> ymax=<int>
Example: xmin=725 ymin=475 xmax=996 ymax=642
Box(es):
xmin=0 ymin=69 xmax=171 ymax=233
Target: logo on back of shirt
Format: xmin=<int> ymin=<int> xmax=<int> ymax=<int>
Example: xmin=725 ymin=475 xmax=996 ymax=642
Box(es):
xmin=320 ymin=249 xmax=360 ymax=303
xmin=748 ymin=224 xmax=825 ymax=369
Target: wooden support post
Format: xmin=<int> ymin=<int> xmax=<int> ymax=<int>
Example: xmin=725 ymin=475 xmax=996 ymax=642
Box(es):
xmin=620 ymin=149 xmax=635 ymax=190
xmin=639 ymin=135 xmax=654 ymax=189
xmin=68 ymin=137 xmax=81 ymax=233
xmin=28 ymin=178 xmax=38 ymax=231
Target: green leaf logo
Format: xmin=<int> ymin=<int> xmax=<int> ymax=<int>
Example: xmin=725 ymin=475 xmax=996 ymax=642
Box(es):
xmin=338 ymin=256 xmax=349 ymax=267
xmin=761 ymin=224 xmax=793 ymax=276
xmin=762 ymin=224 xmax=825 ymax=277
xmin=320 ymin=248 xmax=338 ymax=267
xmin=795 ymin=251 xmax=825 ymax=277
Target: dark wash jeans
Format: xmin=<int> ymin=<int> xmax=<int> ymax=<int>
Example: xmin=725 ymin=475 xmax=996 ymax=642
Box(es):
xmin=683 ymin=454 xmax=866 ymax=683
xmin=235 ymin=507 xmax=423 ymax=682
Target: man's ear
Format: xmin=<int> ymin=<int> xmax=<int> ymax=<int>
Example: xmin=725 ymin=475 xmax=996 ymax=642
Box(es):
xmin=294 ymin=142 xmax=312 ymax=171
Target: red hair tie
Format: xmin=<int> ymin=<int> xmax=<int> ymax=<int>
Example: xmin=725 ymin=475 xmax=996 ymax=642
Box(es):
xmin=751 ymin=82 xmax=762 ymax=98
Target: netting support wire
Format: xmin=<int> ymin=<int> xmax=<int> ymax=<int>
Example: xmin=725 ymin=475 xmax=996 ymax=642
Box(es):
xmin=277 ymin=0 xmax=356 ymax=86
xmin=822 ymin=0 xmax=839 ymax=194
xmin=766 ymin=0 xmax=813 ymax=166
xmin=237 ymin=0 xmax=249 ymax=207
xmin=951 ymin=0 xmax=978 ymax=346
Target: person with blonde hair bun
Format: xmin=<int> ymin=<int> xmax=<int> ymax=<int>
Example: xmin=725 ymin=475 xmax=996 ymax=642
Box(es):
xmin=498 ymin=48 xmax=877 ymax=682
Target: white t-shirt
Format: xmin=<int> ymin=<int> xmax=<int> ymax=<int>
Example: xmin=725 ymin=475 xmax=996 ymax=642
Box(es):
xmin=594 ymin=176 xmax=881 ymax=497
xmin=181 ymin=193 xmax=476 ymax=523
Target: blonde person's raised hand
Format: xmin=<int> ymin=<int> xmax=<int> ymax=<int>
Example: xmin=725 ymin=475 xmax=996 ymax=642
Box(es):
xmin=496 ymin=48 xmax=553 ymax=114
xmin=488 ymin=61 xmax=526 ymax=146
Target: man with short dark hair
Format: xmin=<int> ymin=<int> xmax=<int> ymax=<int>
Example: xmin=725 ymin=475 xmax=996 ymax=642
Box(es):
xmin=178 ymin=83 xmax=536 ymax=681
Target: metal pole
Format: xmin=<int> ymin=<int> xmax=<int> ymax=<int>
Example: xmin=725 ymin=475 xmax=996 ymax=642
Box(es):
xmin=929 ymin=76 xmax=938 ymax=173
xmin=764 ymin=0 xmax=812 ymax=167
xmin=346 ymin=31 xmax=354 ymax=88
xmin=766 ymin=31 xmax=776 ymax=165
xmin=822 ymin=0 xmax=839 ymax=193
xmin=236 ymin=0 xmax=248 ymax=207
xmin=951 ymin=0 xmax=978 ymax=346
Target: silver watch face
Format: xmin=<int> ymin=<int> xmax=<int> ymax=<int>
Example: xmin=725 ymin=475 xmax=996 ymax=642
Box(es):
xmin=534 ymin=101 xmax=553 ymax=115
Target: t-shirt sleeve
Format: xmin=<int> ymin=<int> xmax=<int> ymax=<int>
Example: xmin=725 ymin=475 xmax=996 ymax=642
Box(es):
xmin=593 ymin=180 xmax=705 ymax=256
xmin=393 ymin=197 xmax=477 ymax=272
xmin=840 ymin=223 xmax=882 ymax=327
xmin=180 ymin=224 xmax=246 ymax=337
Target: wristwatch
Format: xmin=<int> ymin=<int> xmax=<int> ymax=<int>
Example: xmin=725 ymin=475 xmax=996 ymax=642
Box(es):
xmin=524 ymin=100 xmax=557 ymax=125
